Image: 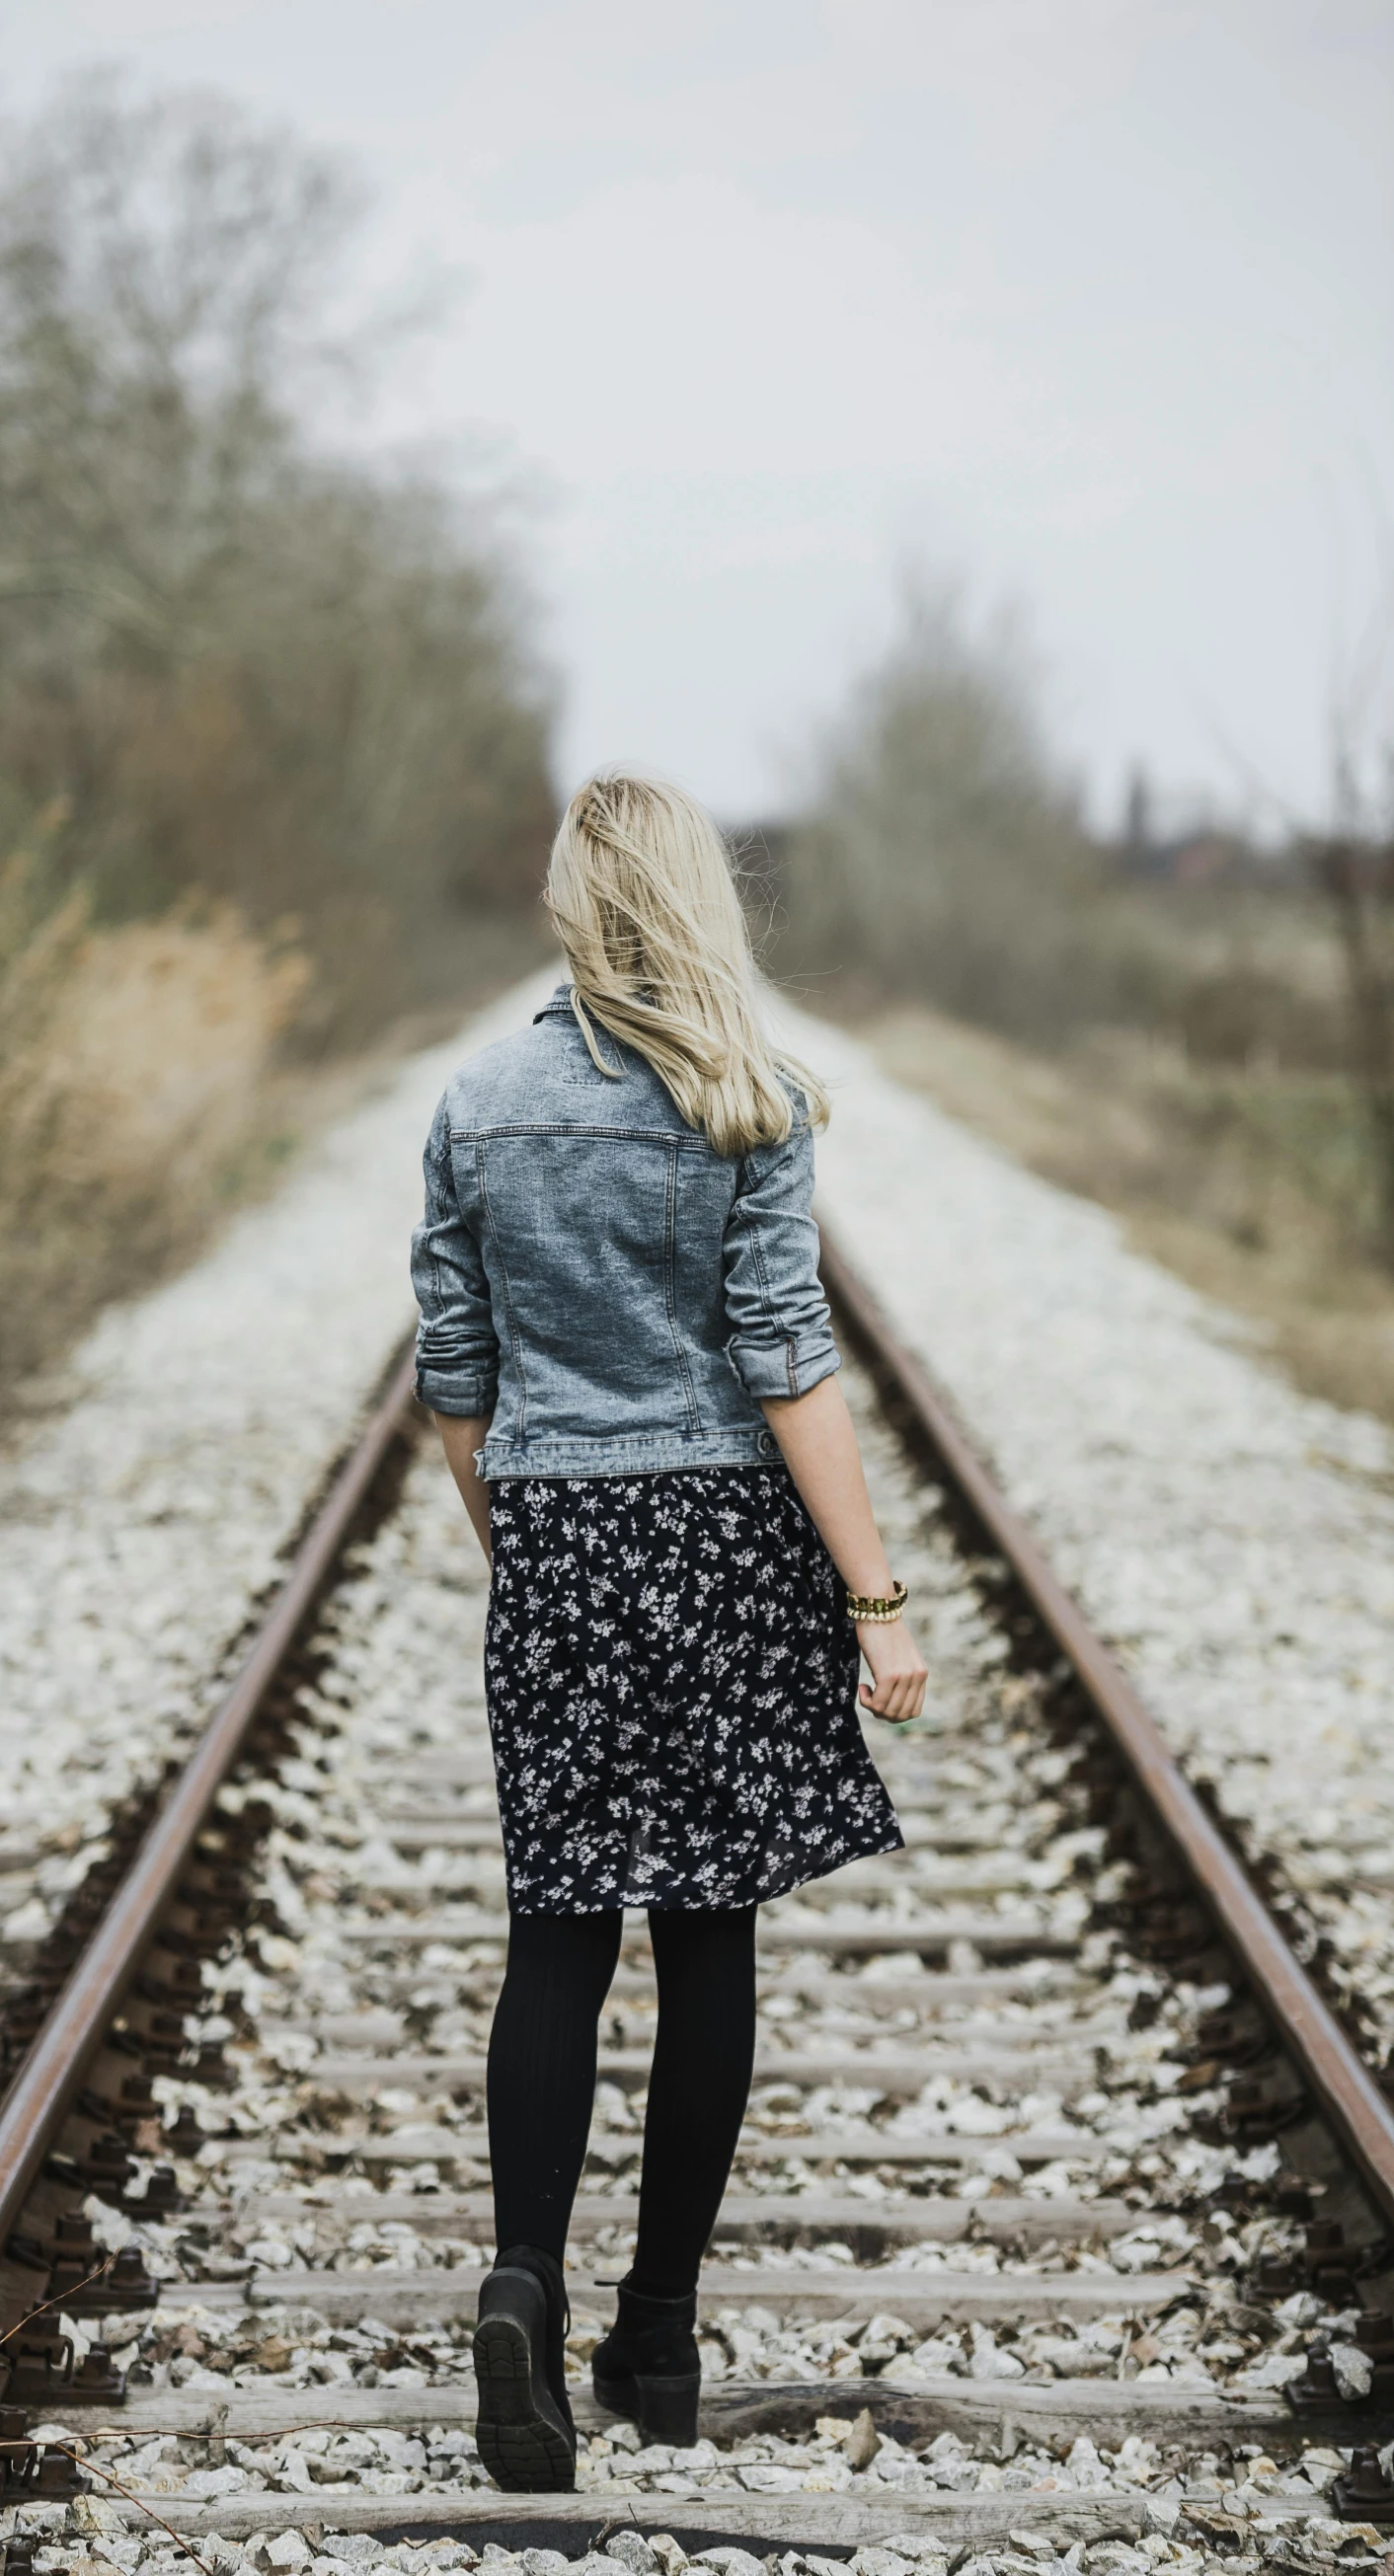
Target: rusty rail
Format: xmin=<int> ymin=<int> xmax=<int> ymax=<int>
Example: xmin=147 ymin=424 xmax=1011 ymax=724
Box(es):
xmin=0 ymin=1346 xmax=418 ymax=2250
xmin=818 ymin=1218 xmax=1394 ymax=2239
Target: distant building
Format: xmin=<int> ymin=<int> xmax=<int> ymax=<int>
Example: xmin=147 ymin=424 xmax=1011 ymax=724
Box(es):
xmin=1113 ymin=766 xmax=1296 ymax=888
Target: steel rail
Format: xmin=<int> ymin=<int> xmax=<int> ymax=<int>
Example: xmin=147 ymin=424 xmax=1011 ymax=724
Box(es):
xmin=818 ymin=1217 xmax=1394 ymax=2238
xmin=0 ymin=1345 xmax=419 ymax=2252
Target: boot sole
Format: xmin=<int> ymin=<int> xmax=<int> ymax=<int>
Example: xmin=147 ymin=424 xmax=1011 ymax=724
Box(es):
xmin=474 ymin=2313 xmax=576 ymax=2492
xmin=593 ymin=2365 xmax=700 ymax=2447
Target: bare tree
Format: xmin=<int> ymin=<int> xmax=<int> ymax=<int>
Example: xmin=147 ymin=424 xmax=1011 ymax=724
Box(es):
xmin=0 ymin=74 xmax=553 ymax=1039
xmin=0 ymin=74 xmax=358 ymax=647
xmin=778 ymin=587 xmax=1168 ymax=1043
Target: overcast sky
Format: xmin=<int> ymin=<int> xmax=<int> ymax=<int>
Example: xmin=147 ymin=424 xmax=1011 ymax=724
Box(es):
xmin=5 ymin=0 xmax=1392 ymax=828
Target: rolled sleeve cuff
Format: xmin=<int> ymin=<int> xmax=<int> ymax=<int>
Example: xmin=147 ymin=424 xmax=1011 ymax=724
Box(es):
xmin=726 ymin=1330 xmax=841 ymax=1402
xmin=415 ymin=1362 xmax=499 ymax=1417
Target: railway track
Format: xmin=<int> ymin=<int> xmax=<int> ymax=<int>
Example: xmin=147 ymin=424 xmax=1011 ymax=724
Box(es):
xmin=4 ymin=1227 xmax=1394 ymax=2576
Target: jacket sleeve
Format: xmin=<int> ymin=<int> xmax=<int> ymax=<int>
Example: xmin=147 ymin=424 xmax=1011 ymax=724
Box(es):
xmin=410 ymin=1099 xmax=501 ymax=1416
xmin=722 ymin=1113 xmax=841 ymax=1402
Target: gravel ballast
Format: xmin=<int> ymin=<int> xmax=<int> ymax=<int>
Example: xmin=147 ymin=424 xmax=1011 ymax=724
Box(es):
xmin=11 ymin=1362 xmax=1366 ymax=2572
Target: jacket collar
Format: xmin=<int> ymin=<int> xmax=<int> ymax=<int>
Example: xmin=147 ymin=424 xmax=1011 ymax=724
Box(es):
xmin=532 ymin=982 xmax=576 ymax=1025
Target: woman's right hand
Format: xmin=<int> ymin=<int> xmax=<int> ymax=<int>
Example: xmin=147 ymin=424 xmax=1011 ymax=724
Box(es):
xmin=857 ymin=1617 xmax=928 ymax=1723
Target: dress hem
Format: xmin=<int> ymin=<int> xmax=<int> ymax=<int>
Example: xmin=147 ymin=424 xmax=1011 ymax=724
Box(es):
xmin=501 ymin=1822 xmax=907 ymax=1917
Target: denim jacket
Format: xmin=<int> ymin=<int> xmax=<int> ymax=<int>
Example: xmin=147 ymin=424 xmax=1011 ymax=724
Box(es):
xmin=411 ymin=983 xmax=840 ymax=1478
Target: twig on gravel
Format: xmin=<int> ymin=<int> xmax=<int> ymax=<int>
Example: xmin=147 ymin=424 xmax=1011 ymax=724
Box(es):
xmin=48 ymin=2444 xmax=218 ymax=2576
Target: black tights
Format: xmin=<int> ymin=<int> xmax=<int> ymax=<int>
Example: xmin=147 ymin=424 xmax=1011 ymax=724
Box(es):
xmin=487 ymin=1906 xmax=757 ymax=2298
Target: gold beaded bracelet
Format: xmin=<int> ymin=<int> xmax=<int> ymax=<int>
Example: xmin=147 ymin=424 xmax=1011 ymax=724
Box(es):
xmin=846 ymin=1579 xmax=908 ymax=1625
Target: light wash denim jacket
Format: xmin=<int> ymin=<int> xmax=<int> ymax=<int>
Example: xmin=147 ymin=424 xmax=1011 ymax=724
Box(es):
xmin=411 ymin=983 xmax=840 ymax=1478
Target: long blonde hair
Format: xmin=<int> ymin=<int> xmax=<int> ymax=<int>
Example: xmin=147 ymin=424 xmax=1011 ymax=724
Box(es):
xmin=545 ymin=772 xmax=830 ymax=1159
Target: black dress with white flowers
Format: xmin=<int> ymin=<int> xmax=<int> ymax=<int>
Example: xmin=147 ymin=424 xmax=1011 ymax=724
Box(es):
xmin=484 ymin=1467 xmax=903 ymax=1913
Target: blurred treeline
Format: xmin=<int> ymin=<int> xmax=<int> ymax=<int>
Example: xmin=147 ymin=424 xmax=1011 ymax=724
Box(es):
xmin=778 ymin=593 xmax=1342 ymax=1066
xmin=773 ymin=597 xmax=1394 ymax=1415
xmin=0 ymin=79 xmax=554 ymax=1404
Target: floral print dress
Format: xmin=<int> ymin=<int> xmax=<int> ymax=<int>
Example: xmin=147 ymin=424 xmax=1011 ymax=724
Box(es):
xmin=484 ymin=1466 xmax=903 ymax=1912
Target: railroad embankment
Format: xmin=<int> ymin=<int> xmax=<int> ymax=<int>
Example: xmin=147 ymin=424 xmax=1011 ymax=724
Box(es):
xmin=794 ymin=1006 xmax=1394 ymax=2066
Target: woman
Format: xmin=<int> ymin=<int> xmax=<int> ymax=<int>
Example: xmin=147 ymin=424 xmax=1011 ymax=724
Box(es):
xmin=411 ymin=773 xmax=926 ymax=2493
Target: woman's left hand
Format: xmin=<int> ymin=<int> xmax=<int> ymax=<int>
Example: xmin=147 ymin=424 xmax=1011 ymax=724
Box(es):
xmin=857 ymin=1617 xmax=928 ymax=1723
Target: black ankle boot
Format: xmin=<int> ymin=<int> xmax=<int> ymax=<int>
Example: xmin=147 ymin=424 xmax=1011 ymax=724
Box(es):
xmin=591 ymin=2276 xmax=700 ymax=2445
xmin=473 ymin=2243 xmax=576 ymax=2491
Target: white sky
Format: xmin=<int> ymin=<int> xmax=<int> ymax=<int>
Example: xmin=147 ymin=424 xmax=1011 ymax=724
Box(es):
xmin=5 ymin=0 xmax=1392 ymax=828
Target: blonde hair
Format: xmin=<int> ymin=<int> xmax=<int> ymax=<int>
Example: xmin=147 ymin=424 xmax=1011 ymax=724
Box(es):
xmin=545 ymin=772 xmax=830 ymax=1159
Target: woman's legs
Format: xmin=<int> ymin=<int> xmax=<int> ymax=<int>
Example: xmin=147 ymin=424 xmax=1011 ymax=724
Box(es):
xmin=487 ymin=1908 xmax=624 ymax=2257
xmin=484 ymin=1898 xmax=755 ymax=2460
xmin=477 ymin=1910 xmax=622 ymax=2492
xmin=631 ymin=1903 xmax=758 ymax=2296
xmin=590 ymin=1902 xmax=757 ymax=2443
xmin=487 ymin=1902 xmax=757 ymax=2277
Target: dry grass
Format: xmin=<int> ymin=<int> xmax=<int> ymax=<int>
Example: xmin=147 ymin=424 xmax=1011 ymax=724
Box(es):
xmin=858 ymin=1001 xmax=1394 ymax=1429
xmin=15 ymin=907 xmax=309 ymax=1189
xmin=0 ymin=886 xmax=302 ymax=1408
xmin=0 ymin=873 xmax=546 ymax=1425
